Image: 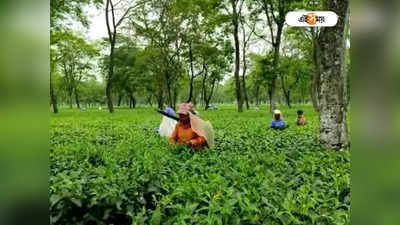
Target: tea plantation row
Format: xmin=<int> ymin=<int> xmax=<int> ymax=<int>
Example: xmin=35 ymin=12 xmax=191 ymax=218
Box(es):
xmin=50 ymin=105 xmax=350 ymax=225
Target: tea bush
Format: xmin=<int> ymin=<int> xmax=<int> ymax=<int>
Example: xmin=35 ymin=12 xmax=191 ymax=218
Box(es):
xmin=50 ymin=105 xmax=350 ymax=225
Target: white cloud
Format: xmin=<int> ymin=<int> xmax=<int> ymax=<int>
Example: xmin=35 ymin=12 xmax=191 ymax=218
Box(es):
xmin=85 ymin=5 xmax=108 ymax=41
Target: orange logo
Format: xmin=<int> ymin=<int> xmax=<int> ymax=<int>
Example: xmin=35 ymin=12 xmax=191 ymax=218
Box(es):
xmin=306 ymin=13 xmax=317 ymax=25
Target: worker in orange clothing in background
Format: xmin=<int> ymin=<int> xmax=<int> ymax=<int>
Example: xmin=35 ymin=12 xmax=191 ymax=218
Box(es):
xmin=296 ymin=110 xmax=307 ymax=126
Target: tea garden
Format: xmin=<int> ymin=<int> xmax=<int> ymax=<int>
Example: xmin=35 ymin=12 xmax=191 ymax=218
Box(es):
xmin=50 ymin=105 xmax=350 ymax=225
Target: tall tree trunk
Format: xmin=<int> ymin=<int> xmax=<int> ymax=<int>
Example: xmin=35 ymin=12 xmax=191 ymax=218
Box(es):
xmin=187 ymin=42 xmax=195 ymax=102
xmin=104 ymin=0 xmax=121 ymax=114
xmin=269 ymin=23 xmax=283 ymax=112
xmin=50 ymin=68 xmax=58 ymax=113
xmin=241 ymin=55 xmax=249 ymax=109
xmin=231 ymin=1 xmax=243 ymax=112
xmin=318 ymin=0 xmax=349 ymax=149
xmin=106 ymin=78 xmax=114 ymax=112
xmin=201 ymin=65 xmax=208 ymax=106
xmin=68 ymin=90 xmax=73 ymax=109
xmin=205 ymin=78 xmax=217 ymax=110
xmin=74 ymin=87 xmax=80 ymax=109
xmin=240 ymin=13 xmax=252 ymax=110
xmin=106 ymin=40 xmax=115 ymax=113
xmin=311 ymin=28 xmax=321 ymax=112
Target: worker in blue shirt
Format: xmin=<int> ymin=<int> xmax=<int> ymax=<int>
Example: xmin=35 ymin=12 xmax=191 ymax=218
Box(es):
xmin=270 ymin=109 xmax=286 ymax=130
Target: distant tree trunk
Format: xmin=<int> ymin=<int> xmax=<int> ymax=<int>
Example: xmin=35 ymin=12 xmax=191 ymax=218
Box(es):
xmin=157 ymin=86 xmax=164 ymax=109
xmin=105 ymin=33 xmax=115 ymax=113
xmin=318 ymin=0 xmax=349 ymax=149
xmin=62 ymin=62 xmax=74 ymax=109
xmin=260 ymin=0 xmax=285 ymax=112
xmin=204 ymin=78 xmax=217 ymax=110
xmin=241 ymin=59 xmax=249 ymax=110
xmin=105 ymin=0 xmax=131 ymax=113
xmin=280 ymin=70 xmax=300 ymax=109
xmin=68 ymin=90 xmax=73 ymax=109
xmin=255 ymin=84 xmax=260 ymax=106
xmin=117 ymin=93 xmax=123 ymax=107
xmin=269 ymin=23 xmax=283 ymax=112
xmin=106 ymin=78 xmax=114 ymax=112
xmin=201 ymin=65 xmax=208 ymax=106
xmin=187 ymin=42 xmax=195 ymax=102
xmin=172 ymin=87 xmax=178 ymax=111
xmin=132 ymin=97 xmax=136 ymax=108
xmin=231 ymin=0 xmax=243 ymax=112
xmin=50 ymin=68 xmax=58 ymax=113
xmin=164 ymin=71 xmax=173 ymax=108
xmin=74 ymin=87 xmax=81 ymax=109
xmin=267 ymin=90 xmax=272 ymax=107
xmin=281 ymin=76 xmax=291 ymax=108
xmin=147 ymin=94 xmax=153 ymax=107
xmin=301 ymin=89 xmax=306 ymax=104
xmin=201 ymin=71 xmax=206 ymax=105
xmin=284 ymin=91 xmax=291 ymax=108
xmin=239 ymin=11 xmax=254 ymax=110
xmin=311 ymin=28 xmax=321 ymax=112
xmin=129 ymin=94 xmax=136 ymax=109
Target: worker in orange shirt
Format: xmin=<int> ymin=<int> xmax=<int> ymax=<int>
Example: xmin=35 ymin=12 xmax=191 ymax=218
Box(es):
xmin=169 ymin=102 xmax=214 ymax=150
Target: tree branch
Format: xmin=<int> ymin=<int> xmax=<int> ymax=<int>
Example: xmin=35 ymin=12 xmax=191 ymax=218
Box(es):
xmin=263 ymin=0 xmax=275 ymax=46
xmin=194 ymin=63 xmax=206 ymax=78
xmin=110 ymin=0 xmax=116 ymax=30
xmin=105 ymin=0 xmax=113 ymax=43
xmin=116 ymin=6 xmax=133 ymax=28
xmin=252 ymin=28 xmax=272 ymax=45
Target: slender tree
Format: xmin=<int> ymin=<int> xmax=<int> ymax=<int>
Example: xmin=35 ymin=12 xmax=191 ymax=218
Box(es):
xmin=50 ymin=48 xmax=60 ymax=113
xmin=229 ymin=0 xmax=245 ymax=112
xmin=105 ymin=0 xmax=133 ymax=113
xmin=239 ymin=7 xmax=255 ymax=110
xmin=251 ymin=0 xmax=297 ymax=112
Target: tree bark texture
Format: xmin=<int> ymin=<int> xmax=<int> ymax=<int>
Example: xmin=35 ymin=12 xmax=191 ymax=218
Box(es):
xmin=318 ymin=0 xmax=349 ymax=149
xmin=231 ymin=0 xmax=243 ymax=112
xmin=50 ymin=65 xmax=58 ymax=113
xmin=187 ymin=42 xmax=195 ymax=102
xmin=74 ymin=87 xmax=80 ymax=109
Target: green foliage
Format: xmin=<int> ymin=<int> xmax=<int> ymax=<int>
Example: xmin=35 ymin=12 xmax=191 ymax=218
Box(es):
xmin=249 ymin=53 xmax=275 ymax=86
xmin=51 ymin=0 xmax=103 ymax=29
xmin=50 ymin=105 xmax=350 ymax=224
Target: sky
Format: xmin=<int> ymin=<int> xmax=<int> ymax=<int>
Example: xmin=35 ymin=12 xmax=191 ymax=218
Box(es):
xmin=85 ymin=6 xmax=108 ymax=41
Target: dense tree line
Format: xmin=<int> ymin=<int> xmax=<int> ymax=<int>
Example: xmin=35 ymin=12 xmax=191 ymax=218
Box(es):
xmin=50 ymin=0 xmax=350 ymax=149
